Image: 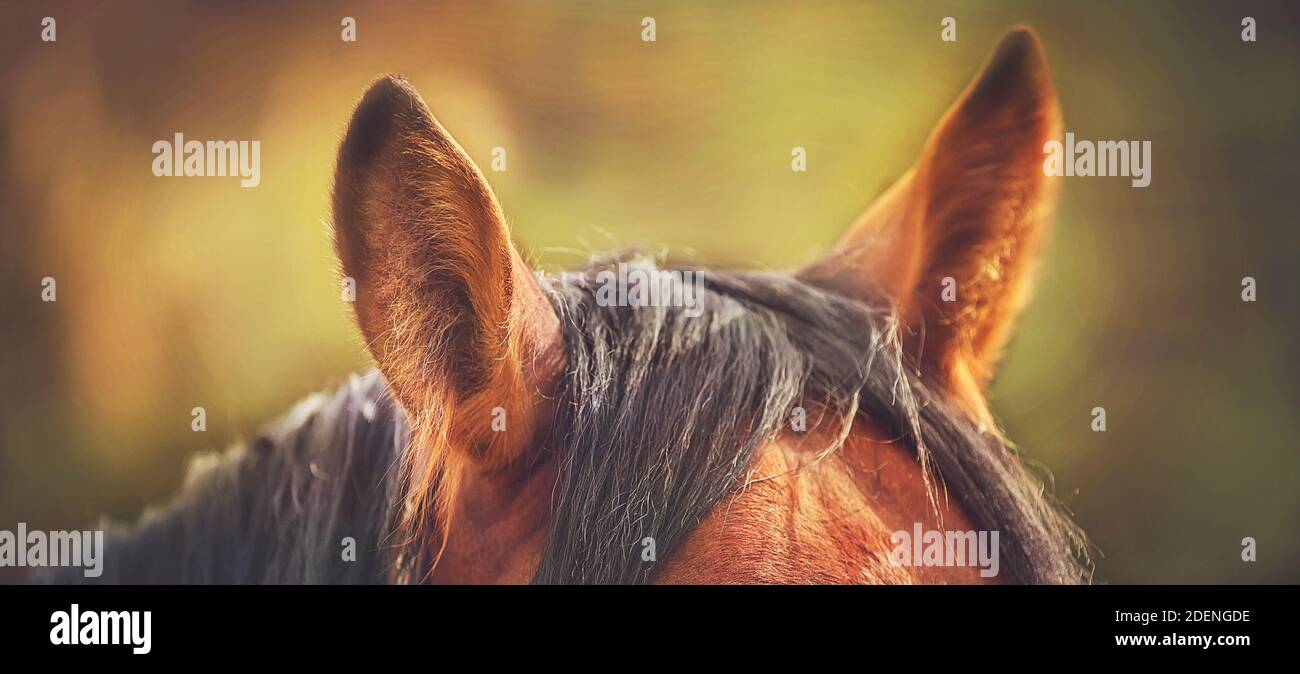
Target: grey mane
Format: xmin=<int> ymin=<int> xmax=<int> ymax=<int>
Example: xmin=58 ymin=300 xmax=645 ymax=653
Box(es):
xmin=534 ymin=254 xmax=1088 ymax=584
xmin=43 ymin=371 xmax=406 ymax=584
xmin=42 ymin=254 xmax=1087 ymax=584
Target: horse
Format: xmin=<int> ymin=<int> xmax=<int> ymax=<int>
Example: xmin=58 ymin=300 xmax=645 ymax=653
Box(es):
xmin=46 ymin=27 xmax=1088 ymax=585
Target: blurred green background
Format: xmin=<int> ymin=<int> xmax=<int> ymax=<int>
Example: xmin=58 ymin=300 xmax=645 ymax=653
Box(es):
xmin=1 ymin=1 xmax=1297 ymax=583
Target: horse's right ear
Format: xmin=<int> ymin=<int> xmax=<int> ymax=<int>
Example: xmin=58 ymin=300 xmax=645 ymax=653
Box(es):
xmin=799 ymin=28 xmax=1060 ymax=424
xmin=331 ymin=76 xmax=564 ymax=472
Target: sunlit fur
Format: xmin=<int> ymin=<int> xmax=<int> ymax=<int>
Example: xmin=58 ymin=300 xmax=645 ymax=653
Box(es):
xmin=799 ymin=28 xmax=1061 ymax=429
xmin=330 ymin=76 xmax=564 ymax=581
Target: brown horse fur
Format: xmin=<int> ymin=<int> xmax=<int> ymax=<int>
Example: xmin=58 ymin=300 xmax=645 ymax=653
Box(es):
xmin=43 ymin=27 xmax=1087 ymax=585
xmin=799 ymin=27 xmax=1061 ymax=430
xmin=331 ymin=77 xmax=565 ymax=579
xmin=326 ymin=27 xmax=1079 ymax=584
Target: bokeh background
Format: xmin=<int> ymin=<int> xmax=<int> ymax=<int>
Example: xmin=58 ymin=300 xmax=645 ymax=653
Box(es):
xmin=1 ymin=1 xmax=1297 ymax=583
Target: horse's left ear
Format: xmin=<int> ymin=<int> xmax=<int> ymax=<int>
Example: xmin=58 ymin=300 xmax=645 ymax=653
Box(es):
xmin=800 ymin=27 xmax=1060 ymax=420
xmin=331 ymin=76 xmax=564 ymax=472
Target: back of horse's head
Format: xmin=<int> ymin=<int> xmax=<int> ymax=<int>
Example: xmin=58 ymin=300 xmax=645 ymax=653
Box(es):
xmin=323 ymin=27 xmax=1084 ymax=584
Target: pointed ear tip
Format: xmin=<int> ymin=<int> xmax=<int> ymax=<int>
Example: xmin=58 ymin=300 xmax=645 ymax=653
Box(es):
xmin=362 ymin=74 xmax=419 ymax=103
xmin=337 ymin=75 xmax=432 ymax=172
xmin=999 ymin=26 xmax=1045 ymax=55
xmin=959 ymin=26 xmax=1057 ymax=121
xmin=355 ymin=74 xmax=432 ymax=124
xmin=990 ymin=26 xmax=1051 ymax=79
